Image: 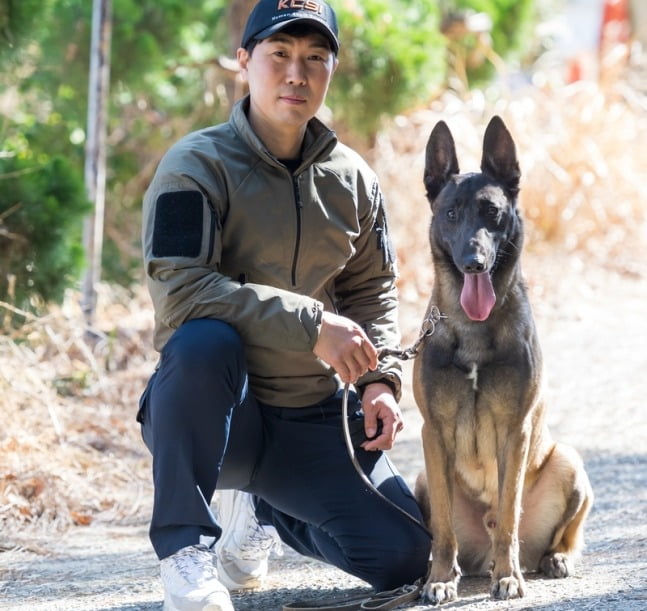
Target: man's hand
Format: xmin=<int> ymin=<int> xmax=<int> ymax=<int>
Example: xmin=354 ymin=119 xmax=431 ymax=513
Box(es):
xmin=313 ymin=312 xmax=402 ymax=450
xmin=313 ymin=311 xmax=378 ymax=384
xmin=360 ymin=382 xmax=404 ymax=451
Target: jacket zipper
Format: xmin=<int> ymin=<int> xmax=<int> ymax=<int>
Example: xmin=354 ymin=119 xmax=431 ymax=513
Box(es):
xmin=291 ymin=174 xmax=303 ymax=287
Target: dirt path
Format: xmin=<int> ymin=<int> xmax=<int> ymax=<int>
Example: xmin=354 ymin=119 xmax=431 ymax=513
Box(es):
xmin=1 ymin=259 xmax=646 ymax=610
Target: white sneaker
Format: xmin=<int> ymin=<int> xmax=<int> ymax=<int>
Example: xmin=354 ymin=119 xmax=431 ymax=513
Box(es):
xmin=160 ymin=543 xmax=234 ymax=611
xmin=214 ymin=490 xmax=283 ymax=591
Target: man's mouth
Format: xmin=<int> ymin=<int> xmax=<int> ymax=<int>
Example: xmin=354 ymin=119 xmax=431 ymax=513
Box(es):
xmin=280 ymin=93 xmax=307 ymax=104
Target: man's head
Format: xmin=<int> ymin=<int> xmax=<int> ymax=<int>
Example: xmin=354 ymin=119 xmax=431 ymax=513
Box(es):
xmin=241 ymin=0 xmax=340 ymax=55
xmin=237 ymin=0 xmax=340 ymax=157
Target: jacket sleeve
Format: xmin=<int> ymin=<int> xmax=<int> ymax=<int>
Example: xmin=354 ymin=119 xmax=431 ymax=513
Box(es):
xmin=334 ymin=172 xmax=403 ymax=400
xmin=142 ymin=171 xmax=323 ymax=352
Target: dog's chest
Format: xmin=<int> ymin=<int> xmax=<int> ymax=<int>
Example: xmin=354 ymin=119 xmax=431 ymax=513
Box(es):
xmin=453 ymin=326 xmax=499 ymax=372
xmin=454 ymin=396 xmax=499 ymax=504
xmin=418 ymin=320 xmax=533 ymax=503
xmin=445 ymin=329 xmax=520 ymax=504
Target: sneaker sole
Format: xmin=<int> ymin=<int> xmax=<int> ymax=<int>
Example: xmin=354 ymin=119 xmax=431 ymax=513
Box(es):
xmin=164 ymin=592 xmax=234 ymax=611
xmin=216 ymin=558 xmax=263 ymax=592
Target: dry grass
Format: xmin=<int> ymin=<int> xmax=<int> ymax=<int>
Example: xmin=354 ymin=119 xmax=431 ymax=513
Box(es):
xmin=1 ymin=56 xmax=646 ymax=547
xmin=374 ymin=73 xmax=647 ymax=335
xmin=0 ymin=285 xmax=156 ymax=547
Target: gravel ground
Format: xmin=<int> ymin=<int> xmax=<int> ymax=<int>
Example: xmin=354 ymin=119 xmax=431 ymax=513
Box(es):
xmin=1 ymin=260 xmax=646 ymax=610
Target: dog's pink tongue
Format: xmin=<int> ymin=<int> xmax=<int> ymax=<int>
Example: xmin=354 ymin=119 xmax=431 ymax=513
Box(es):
xmin=460 ymin=272 xmax=496 ymax=321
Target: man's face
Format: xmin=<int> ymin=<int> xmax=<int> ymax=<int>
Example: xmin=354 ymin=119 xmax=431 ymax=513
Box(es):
xmin=238 ymin=31 xmax=338 ymax=135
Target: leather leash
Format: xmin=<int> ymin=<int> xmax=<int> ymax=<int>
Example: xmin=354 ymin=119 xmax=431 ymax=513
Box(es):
xmin=283 ymin=582 xmax=423 ymax=610
xmin=282 ymin=308 xmax=445 ymax=611
xmin=341 ymin=305 xmax=444 ymax=540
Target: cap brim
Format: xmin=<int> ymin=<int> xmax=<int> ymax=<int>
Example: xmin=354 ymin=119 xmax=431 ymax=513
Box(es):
xmin=252 ymin=18 xmax=339 ymax=53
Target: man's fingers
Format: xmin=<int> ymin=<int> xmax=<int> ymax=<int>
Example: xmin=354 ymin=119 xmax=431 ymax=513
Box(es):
xmin=359 ymin=335 xmax=378 ymax=370
xmin=342 ymin=360 xmax=367 ymax=384
xmin=313 ymin=311 xmax=378 ymax=381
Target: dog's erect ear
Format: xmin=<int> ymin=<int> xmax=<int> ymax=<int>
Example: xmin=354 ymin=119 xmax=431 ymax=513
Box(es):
xmin=480 ymin=116 xmax=520 ymax=196
xmin=424 ymin=121 xmax=460 ymax=203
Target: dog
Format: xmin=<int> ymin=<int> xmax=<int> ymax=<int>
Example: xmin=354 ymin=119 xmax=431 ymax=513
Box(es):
xmin=412 ymin=116 xmax=593 ymax=604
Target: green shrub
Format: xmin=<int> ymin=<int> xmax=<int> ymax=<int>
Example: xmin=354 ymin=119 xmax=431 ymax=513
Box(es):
xmin=330 ymin=0 xmax=446 ymax=139
xmin=0 ymin=146 xmax=90 ymax=316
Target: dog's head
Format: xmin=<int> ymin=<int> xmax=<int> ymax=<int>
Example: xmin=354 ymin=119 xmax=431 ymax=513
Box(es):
xmin=423 ymin=116 xmax=522 ymax=321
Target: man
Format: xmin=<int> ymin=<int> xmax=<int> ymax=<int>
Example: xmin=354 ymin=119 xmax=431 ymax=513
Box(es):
xmin=139 ymin=1 xmax=431 ymax=609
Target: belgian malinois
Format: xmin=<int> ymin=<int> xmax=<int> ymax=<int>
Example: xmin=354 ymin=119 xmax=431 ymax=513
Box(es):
xmin=412 ymin=116 xmax=593 ymax=604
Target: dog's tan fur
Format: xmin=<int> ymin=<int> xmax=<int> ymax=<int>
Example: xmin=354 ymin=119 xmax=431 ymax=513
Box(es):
xmin=412 ymin=117 xmax=593 ymax=604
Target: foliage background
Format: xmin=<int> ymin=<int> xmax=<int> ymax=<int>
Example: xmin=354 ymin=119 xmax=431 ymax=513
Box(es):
xmin=1 ymin=0 xmax=538 ymax=311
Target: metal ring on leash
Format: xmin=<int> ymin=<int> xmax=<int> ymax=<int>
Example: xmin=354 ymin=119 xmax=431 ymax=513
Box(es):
xmin=378 ymin=306 xmax=446 ymax=362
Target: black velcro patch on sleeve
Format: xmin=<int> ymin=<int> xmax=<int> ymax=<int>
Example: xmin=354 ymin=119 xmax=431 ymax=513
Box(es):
xmin=152 ymin=191 xmax=204 ymax=258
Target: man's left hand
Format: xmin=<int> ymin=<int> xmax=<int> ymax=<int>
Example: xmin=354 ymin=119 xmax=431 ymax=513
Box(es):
xmin=360 ymin=382 xmax=404 ymax=451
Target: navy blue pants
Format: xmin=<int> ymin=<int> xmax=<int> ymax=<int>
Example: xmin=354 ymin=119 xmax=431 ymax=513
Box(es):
xmin=138 ymin=319 xmax=430 ymax=590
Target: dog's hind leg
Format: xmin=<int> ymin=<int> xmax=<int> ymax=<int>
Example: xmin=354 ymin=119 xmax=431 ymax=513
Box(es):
xmin=539 ymin=444 xmax=593 ymax=578
xmin=519 ymin=442 xmax=593 ymax=578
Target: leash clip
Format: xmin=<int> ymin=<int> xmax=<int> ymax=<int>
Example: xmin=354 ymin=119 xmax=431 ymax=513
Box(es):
xmin=419 ymin=305 xmax=445 ymax=339
xmin=380 ymin=305 xmax=446 ymax=362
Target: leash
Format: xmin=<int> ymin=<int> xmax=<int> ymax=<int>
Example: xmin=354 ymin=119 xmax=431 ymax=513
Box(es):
xmin=341 ymin=305 xmax=444 ymax=540
xmin=283 ymin=582 xmax=423 ymax=610
xmin=282 ymin=307 xmax=445 ymax=611
xmin=379 ymin=306 xmax=445 ymax=362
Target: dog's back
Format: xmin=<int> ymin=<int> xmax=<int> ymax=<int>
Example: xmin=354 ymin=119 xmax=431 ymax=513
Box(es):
xmin=412 ymin=117 xmax=593 ymax=604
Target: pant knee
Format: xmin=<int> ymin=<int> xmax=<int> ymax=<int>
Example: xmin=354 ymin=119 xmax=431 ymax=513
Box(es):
xmin=367 ymin=526 xmax=430 ymax=590
xmin=144 ymin=319 xmax=248 ymax=433
xmin=164 ymin=318 xmax=244 ymax=368
xmin=383 ymin=538 xmax=430 ymax=590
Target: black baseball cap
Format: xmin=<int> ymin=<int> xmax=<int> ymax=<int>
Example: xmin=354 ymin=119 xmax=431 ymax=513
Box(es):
xmin=241 ymin=0 xmax=340 ymax=54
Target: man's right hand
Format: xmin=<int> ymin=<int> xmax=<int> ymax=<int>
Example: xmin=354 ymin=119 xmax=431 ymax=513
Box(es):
xmin=313 ymin=311 xmax=378 ymax=384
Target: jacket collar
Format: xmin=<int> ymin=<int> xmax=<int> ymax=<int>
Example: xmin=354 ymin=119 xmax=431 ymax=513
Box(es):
xmin=231 ymin=95 xmax=338 ymax=171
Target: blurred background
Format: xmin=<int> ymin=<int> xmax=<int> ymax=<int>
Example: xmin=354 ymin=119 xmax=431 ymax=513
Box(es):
xmin=0 ymin=0 xmax=645 ymax=539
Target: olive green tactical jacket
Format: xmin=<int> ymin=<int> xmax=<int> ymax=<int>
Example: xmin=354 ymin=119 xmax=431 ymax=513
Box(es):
xmin=142 ymin=96 xmax=402 ymax=407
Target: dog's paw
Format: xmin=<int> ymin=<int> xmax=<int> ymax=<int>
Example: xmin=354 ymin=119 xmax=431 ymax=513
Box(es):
xmin=490 ymin=575 xmax=525 ymax=600
xmin=539 ymin=552 xmax=571 ymax=578
xmin=422 ymin=580 xmax=458 ymax=606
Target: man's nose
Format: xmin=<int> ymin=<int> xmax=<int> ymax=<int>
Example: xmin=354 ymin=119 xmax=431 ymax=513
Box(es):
xmin=286 ymin=59 xmax=307 ymax=85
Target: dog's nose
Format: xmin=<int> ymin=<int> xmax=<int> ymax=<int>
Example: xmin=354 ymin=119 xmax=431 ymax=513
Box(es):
xmin=462 ymin=254 xmax=486 ymax=273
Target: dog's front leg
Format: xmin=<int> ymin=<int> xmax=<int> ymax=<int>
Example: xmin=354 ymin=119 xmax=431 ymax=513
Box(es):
xmin=490 ymin=426 xmax=529 ymax=599
xmin=420 ymin=421 xmax=462 ymax=605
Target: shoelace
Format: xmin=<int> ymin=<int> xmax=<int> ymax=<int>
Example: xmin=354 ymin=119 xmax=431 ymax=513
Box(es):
xmin=236 ymin=519 xmax=282 ymax=561
xmin=171 ymin=544 xmax=219 ymax=584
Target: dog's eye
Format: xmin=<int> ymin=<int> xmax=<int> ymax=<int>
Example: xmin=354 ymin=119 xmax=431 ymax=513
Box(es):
xmin=486 ymin=205 xmax=499 ymax=217
xmin=446 ymin=208 xmax=457 ymax=222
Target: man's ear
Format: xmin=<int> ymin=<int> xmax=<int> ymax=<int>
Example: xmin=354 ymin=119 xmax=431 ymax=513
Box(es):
xmin=237 ymin=47 xmax=249 ymax=80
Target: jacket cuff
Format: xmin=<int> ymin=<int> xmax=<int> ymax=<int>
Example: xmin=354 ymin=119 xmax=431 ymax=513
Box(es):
xmin=357 ymin=370 xmax=402 ymax=402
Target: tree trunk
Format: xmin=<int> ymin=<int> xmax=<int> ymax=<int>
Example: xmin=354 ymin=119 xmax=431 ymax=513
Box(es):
xmin=222 ymin=0 xmax=255 ymax=103
xmin=81 ymin=0 xmax=112 ymax=328
xmin=227 ymin=0 xmax=257 ymax=55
